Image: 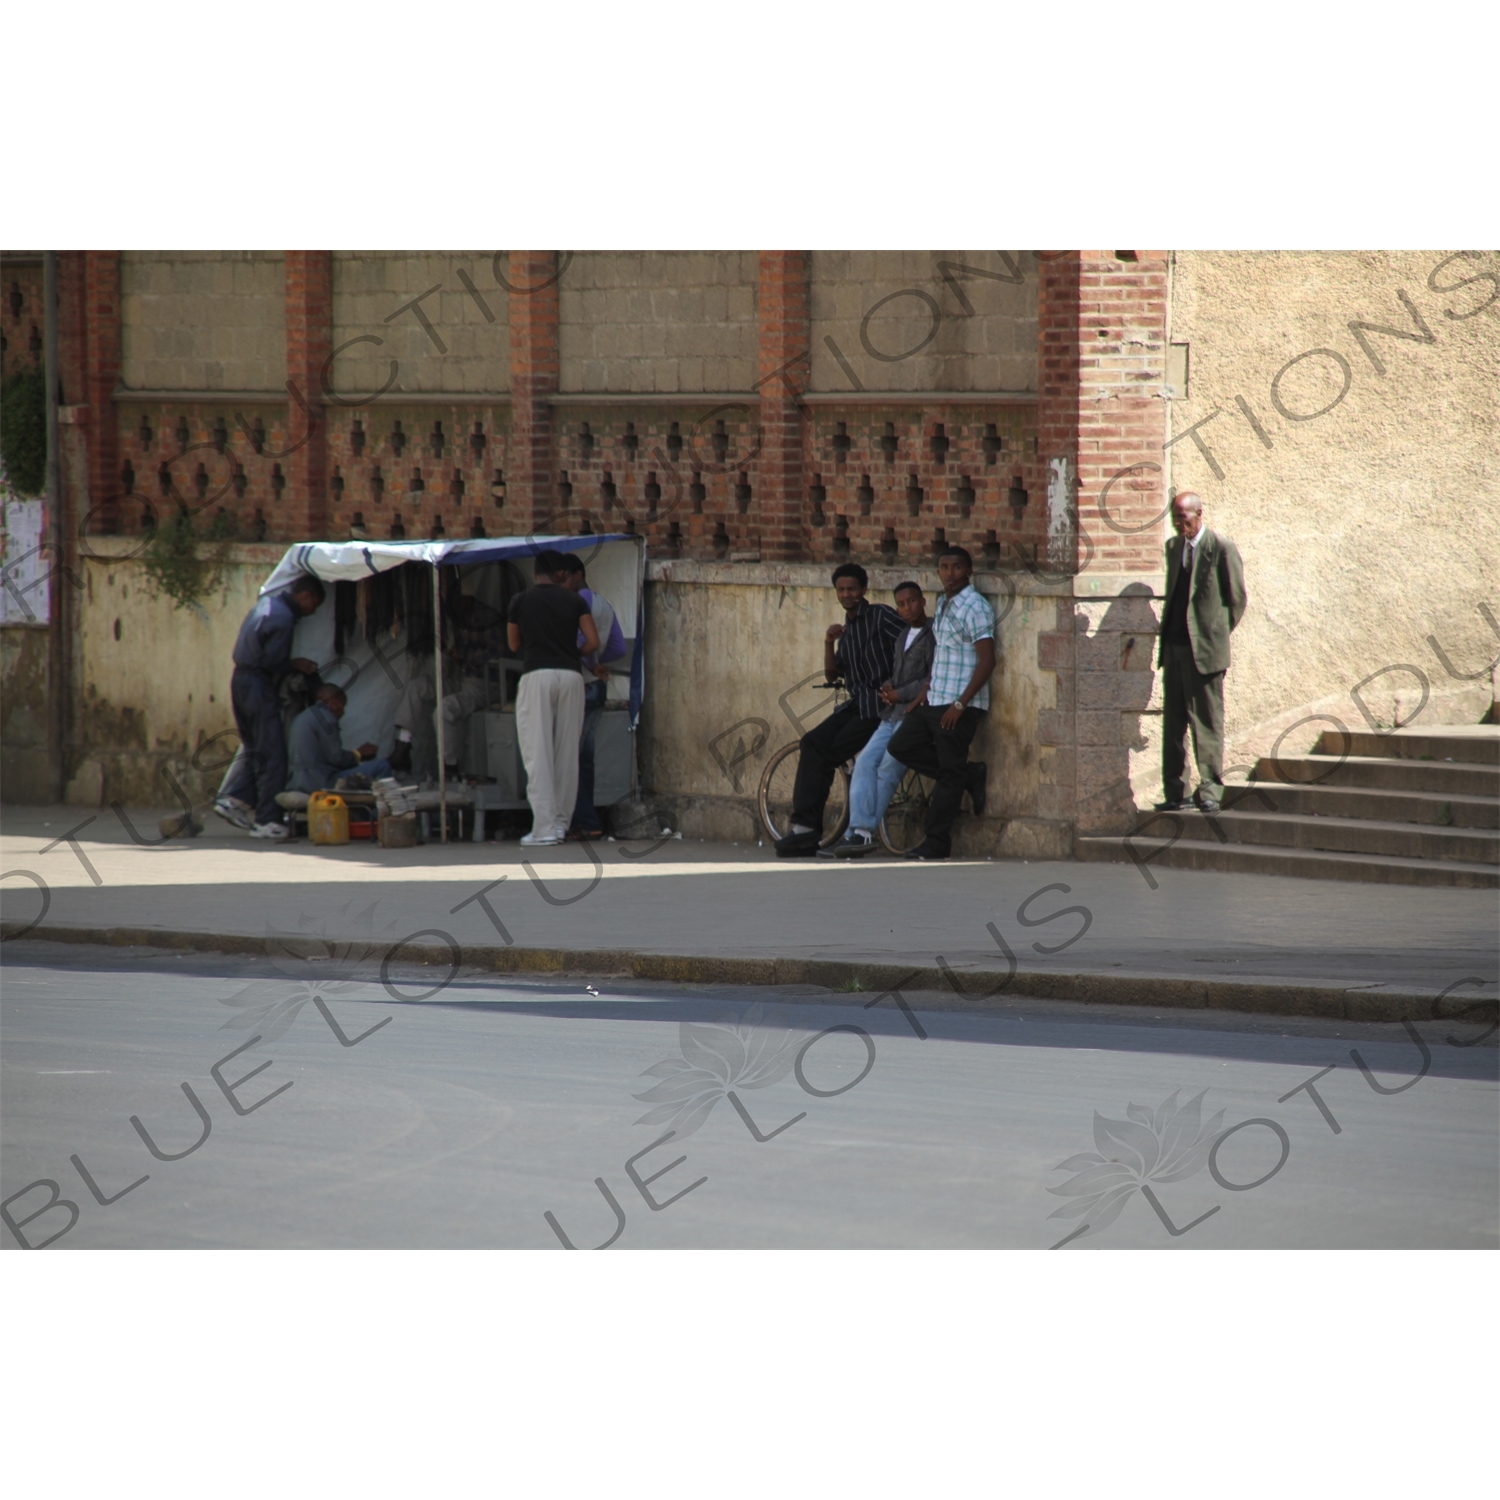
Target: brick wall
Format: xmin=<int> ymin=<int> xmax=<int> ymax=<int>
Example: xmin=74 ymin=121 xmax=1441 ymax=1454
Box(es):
xmin=1036 ymin=251 xmax=1171 ymax=838
xmin=1 ymin=255 xmax=45 ymax=383
xmin=120 ymin=251 xmax=286 ymax=392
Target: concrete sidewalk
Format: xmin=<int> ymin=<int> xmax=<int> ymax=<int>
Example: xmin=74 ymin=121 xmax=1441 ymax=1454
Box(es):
xmin=2 ymin=804 xmax=1496 ymax=1023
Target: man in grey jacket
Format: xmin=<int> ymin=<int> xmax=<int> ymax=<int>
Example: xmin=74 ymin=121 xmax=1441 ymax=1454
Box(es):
xmin=288 ymin=685 xmax=393 ymax=793
xmin=822 ymin=581 xmax=934 ymax=858
xmin=1157 ymin=491 xmax=1248 ymax=814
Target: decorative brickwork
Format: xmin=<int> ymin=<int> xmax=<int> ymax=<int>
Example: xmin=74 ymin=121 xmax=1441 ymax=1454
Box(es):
xmin=0 ymin=256 xmax=45 ymax=383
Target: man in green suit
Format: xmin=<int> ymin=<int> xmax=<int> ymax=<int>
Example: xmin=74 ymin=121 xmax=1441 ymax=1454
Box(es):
xmin=1156 ymin=491 xmax=1248 ymax=815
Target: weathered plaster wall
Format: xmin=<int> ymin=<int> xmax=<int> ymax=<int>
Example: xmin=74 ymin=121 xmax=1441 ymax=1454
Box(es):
xmin=0 ymin=624 xmax=50 ymax=800
xmin=121 ymin=252 xmax=287 ymax=392
xmin=809 ymin=251 xmax=1038 ymax=394
xmin=1135 ymin=250 xmax=1500 ymax=802
xmin=637 ymin=561 xmax=1069 ymax=857
xmin=559 ymin=253 xmax=759 ymax=395
xmin=331 ymin=252 xmax=511 ymax=396
xmin=66 ymin=542 xmax=281 ymax=807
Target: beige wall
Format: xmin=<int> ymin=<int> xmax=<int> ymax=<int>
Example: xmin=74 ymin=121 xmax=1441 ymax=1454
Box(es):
xmin=638 ymin=562 xmax=1069 ymax=857
xmin=1148 ymin=250 xmax=1499 ymax=797
xmin=121 ymin=251 xmax=286 ymax=391
xmin=65 ymin=542 xmax=275 ymax=807
xmin=331 ymin=252 xmax=511 ymax=396
xmin=809 ymin=251 xmax=1037 ymax=394
xmin=559 ymin=252 xmax=758 ymax=395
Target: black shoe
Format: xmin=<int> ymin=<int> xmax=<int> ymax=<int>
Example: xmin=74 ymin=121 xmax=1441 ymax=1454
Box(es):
xmin=903 ymin=840 xmax=950 ymax=861
xmin=821 ymin=831 xmax=876 ymax=860
xmin=1153 ymin=798 xmax=1192 ymax=812
xmin=775 ymin=830 xmax=820 ymax=858
xmin=389 ymin=740 xmax=412 ymax=775
xmin=967 ymin=761 xmax=988 ymax=817
xmin=1196 ymin=797 xmax=1221 ymax=815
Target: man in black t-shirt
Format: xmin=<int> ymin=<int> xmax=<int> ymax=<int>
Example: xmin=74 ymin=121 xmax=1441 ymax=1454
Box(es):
xmin=506 ymin=550 xmax=600 ymax=846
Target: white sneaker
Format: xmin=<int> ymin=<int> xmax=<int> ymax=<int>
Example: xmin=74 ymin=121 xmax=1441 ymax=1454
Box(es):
xmin=251 ymin=820 xmax=290 ymax=840
xmin=520 ymin=831 xmax=562 ymax=847
xmin=213 ymin=797 xmax=255 ymax=831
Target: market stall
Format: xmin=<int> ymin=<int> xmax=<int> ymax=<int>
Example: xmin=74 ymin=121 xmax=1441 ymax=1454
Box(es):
xmin=254 ymin=533 xmax=646 ymax=841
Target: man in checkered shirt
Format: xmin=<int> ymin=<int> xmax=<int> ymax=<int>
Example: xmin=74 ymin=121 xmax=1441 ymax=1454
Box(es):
xmin=887 ymin=545 xmax=995 ymax=859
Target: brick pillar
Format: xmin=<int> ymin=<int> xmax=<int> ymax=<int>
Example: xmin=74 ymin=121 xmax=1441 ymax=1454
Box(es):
xmin=284 ymin=251 xmax=332 ymax=539
xmin=81 ymin=251 xmax=122 ymax=533
xmin=1036 ymin=252 xmax=1171 ymax=839
xmin=756 ymin=252 xmax=810 ymax=562
xmin=508 ymin=252 xmax=560 ymax=533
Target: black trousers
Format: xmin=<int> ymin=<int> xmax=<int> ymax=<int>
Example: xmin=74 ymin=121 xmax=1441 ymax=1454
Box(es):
xmin=227 ymin=666 xmax=289 ymax=826
xmin=887 ymin=704 xmax=985 ymax=854
xmin=792 ymin=703 xmax=879 ymax=830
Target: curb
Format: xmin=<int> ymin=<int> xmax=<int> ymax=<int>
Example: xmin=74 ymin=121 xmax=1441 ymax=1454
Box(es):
xmin=4 ymin=921 xmax=1496 ymax=1027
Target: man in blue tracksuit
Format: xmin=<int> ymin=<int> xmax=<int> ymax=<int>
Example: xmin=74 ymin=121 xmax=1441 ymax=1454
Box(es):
xmin=215 ymin=575 xmax=325 ymax=838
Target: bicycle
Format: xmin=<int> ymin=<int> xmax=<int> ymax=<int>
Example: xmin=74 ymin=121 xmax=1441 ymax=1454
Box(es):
xmin=755 ymin=680 xmax=937 ymax=856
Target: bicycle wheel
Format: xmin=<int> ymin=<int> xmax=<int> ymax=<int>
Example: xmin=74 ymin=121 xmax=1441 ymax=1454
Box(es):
xmin=757 ymin=743 xmax=850 ymax=848
xmin=878 ymin=766 xmax=936 ymax=855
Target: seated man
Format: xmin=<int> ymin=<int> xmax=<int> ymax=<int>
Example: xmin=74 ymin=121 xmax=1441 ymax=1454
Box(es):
xmin=887 ymin=545 xmax=994 ymax=861
xmin=774 ymin=562 xmax=903 ymax=858
xmin=288 ymin=684 xmax=393 ymax=793
xmin=821 ymin=580 xmax=933 ymax=858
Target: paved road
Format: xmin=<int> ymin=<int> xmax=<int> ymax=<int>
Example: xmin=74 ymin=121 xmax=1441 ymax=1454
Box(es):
xmin=4 ymin=943 xmax=1494 ymax=1250
xmin=3 ymin=805 xmax=1496 ymax=998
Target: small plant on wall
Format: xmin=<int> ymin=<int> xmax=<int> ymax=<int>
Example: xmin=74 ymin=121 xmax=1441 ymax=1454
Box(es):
xmin=0 ymin=370 xmax=47 ymax=495
xmin=141 ymin=506 xmax=238 ymax=609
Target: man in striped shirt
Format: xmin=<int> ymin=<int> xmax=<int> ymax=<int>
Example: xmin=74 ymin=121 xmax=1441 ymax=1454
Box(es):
xmin=887 ymin=545 xmax=995 ymax=859
xmin=775 ymin=562 xmax=904 ymax=857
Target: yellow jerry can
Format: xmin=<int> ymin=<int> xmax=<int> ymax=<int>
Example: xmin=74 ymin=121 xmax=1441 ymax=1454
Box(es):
xmin=307 ymin=792 xmax=350 ymax=846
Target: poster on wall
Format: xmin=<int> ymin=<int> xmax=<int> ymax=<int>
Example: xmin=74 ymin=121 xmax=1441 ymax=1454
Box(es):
xmin=0 ymin=494 xmax=49 ymax=625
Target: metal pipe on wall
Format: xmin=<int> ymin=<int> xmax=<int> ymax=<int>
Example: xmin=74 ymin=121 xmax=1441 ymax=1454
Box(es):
xmin=433 ymin=562 xmax=447 ymax=841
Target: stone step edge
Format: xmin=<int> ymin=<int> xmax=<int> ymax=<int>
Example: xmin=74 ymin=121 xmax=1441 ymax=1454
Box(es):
xmin=1142 ymin=807 xmax=1500 ymax=851
xmin=2 ymin=921 xmax=1495 ymax=1028
xmin=1078 ymin=835 xmax=1500 ymax=882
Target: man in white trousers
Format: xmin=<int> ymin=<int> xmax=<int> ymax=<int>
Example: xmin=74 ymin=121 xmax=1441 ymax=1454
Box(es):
xmin=506 ymin=550 xmax=600 ymax=846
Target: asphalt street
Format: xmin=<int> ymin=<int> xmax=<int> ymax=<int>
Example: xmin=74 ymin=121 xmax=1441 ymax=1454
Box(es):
xmin=3 ymin=943 xmax=1495 ymax=1250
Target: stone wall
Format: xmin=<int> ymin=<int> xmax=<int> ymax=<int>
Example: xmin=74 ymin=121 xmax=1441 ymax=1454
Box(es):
xmin=639 ymin=560 xmax=1070 ymax=857
xmin=331 ymin=252 xmax=511 ymax=396
xmin=559 ymin=252 xmax=758 ymax=395
xmin=120 ymin=252 xmax=286 ymax=392
xmin=809 ymin=251 xmax=1037 ymax=394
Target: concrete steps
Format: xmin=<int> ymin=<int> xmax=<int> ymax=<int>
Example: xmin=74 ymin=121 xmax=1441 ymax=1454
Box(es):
xmin=1076 ymin=723 xmax=1500 ymax=887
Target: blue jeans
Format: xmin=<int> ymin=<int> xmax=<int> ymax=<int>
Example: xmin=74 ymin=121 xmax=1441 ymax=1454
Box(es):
xmin=572 ymin=677 xmax=608 ymax=831
xmin=340 ymin=757 xmax=393 ymax=785
xmin=847 ymin=717 xmax=906 ymax=833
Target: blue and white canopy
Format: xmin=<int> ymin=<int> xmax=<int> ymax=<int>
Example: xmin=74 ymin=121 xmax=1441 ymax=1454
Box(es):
xmin=257 ymin=533 xmax=648 ymax=734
